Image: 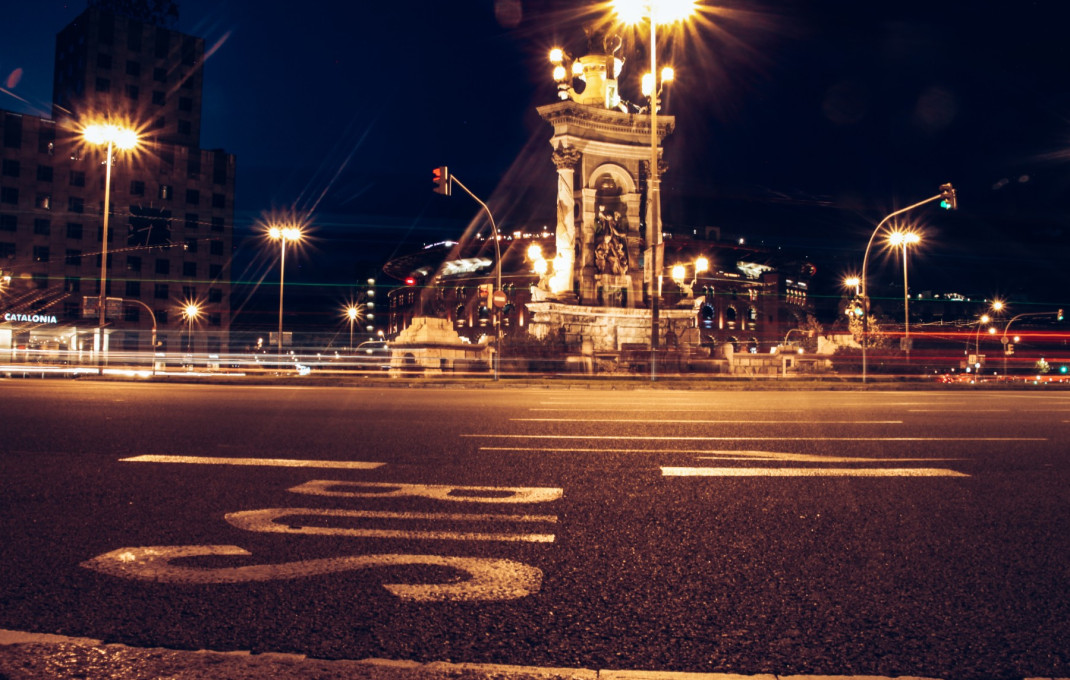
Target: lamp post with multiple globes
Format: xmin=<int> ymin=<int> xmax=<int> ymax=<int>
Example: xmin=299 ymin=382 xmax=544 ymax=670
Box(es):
xmin=609 ymin=0 xmax=697 ymax=379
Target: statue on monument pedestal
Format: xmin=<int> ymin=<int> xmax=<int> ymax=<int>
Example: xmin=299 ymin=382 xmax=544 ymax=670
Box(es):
xmin=593 ymin=206 xmax=628 ymax=276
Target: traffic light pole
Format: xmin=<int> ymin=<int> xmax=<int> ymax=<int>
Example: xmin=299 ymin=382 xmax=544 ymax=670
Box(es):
xmin=446 ymin=174 xmax=503 ymax=381
xmin=1001 ymin=310 xmax=1064 ymax=375
xmin=861 ymin=188 xmax=953 ymax=383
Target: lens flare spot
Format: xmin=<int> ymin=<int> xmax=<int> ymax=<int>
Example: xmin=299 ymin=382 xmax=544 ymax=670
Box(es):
xmin=5 ymin=68 xmax=23 ymax=89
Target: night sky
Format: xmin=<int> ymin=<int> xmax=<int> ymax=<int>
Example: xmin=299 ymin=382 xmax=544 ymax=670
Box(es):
xmin=3 ymin=0 xmax=1068 ymax=330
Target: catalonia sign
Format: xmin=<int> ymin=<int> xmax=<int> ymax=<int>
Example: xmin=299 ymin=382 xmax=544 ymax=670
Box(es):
xmin=3 ymin=312 xmax=59 ymax=324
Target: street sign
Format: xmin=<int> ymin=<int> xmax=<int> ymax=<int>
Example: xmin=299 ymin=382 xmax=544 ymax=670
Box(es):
xmin=492 ymin=290 xmax=507 ymax=309
xmin=268 ymin=332 xmax=293 ymax=346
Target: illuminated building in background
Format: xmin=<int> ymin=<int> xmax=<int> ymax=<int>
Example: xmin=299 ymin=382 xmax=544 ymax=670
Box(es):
xmin=0 ymin=2 xmax=234 ymax=360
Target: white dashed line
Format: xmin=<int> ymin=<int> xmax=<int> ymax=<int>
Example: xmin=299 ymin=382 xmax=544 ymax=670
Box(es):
xmin=121 ymin=455 xmax=384 ymax=469
xmin=662 ymin=467 xmax=969 ymax=477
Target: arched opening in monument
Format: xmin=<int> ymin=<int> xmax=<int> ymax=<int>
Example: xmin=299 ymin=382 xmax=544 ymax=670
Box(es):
xmin=592 ymin=173 xmax=630 ymax=308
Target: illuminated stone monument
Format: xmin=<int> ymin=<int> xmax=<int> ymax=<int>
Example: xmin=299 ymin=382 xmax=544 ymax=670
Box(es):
xmin=528 ymin=33 xmax=694 ymax=352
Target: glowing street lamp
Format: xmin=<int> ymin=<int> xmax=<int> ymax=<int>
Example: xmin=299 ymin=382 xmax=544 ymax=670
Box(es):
xmin=344 ymin=303 xmax=364 ymax=350
xmin=266 ymin=222 xmax=304 ymax=367
xmin=611 ymin=0 xmax=697 ymax=375
xmin=82 ymin=121 xmax=140 ymax=370
xmin=669 ymin=256 xmax=708 ymax=297
xmin=182 ymin=303 xmax=201 ymax=355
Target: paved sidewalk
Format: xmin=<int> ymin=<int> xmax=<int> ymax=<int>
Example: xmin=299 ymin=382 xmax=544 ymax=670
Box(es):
xmin=4 ymin=629 xmax=1067 ymax=680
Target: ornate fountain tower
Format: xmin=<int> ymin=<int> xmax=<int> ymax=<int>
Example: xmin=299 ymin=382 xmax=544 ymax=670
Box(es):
xmin=536 ymin=31 xmax=674 ymax=311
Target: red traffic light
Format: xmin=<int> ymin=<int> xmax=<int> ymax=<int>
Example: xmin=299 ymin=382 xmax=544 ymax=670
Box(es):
xmin=404 ymin=276 xmax=416 ymax=286
xmin=432 ymin=166 xmax=451 ymax=196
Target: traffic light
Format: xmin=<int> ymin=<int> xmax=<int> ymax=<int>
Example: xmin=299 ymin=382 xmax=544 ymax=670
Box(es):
xmin=477 ymin=283 xmax=493 ymax=305
xmin=939 ymin=183 xmax=957 ymax=210
xmin=1058 ymin=308 xmax=1065 ymax=321
xmin=432 ymin=166 xmax=451 ymax=196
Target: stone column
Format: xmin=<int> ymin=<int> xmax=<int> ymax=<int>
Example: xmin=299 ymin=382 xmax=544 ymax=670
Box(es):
xmin=551 ymin=144 xmax=582 ymax=296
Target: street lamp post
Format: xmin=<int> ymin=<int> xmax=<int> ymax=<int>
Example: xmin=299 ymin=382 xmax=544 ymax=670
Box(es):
xmin=82 ymin=122 xmax=139 ymax=372
xmin=268 ymin=224 xmax=303 ymax=370
xmin=122 ymin=298 xmax=157 ymax=375
xmin=888 ymin=230 xmax=921 ymax=365
xmin=344 ymin=304 xmax=363 ymax=350
xmin=611 ymin=0 xmax=696 ymax=381
xmin=860 ymin=185 xmax=955 ymax=383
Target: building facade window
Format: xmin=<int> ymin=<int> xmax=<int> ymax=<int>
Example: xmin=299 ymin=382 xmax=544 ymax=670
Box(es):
xmin=68 ymin=196 xmax=84 ymax=213
xmin=185 ymin=189 xmax=198 ymax=205
xmin=1 ymin=159 xmax=18 ymax=177
xmin=3 ymin=114 xmax=22 ymax=149
xmin=155 ymin=259 xmax=170 ymax=275
xmin=154 ymin=283 xmax=168 ymax=299
xmin=182 ymin=261 xmax=196 ymax=277
xmin=36 ymin=165 xmax=53 ymax=182
xmin=33 ymin=245 xmax=50 ymax=262
xmin=66 ymin=222 xmax=82 ymax=239
xmin=65 ymin=249 xmax=81 ymax=266
xmin=0 ymin=187 xmax=18 ymax=204
xmin=69 ymin=170 xmax=85 ymax=187
xmin=127 ymin=255 xmax=141 ymax=272
xmin=34 ymin=218 xmax=51 ymax=235
xmin=125 ymin=280 xmax=141 ymax=296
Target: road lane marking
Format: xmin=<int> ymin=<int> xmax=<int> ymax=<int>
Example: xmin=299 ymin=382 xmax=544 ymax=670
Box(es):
xmin=662 ymin=467 xmax=969 ymax=477
xmin=81 ymin=546 xmax=542 ymax=601
xmin=463 ymin=434 xmax=1045 ymax=441
xmin=907 ymin=409 xmax=1009 ymax=412
xmin=528 ymin=407 xmax=809 ymax=412
xmin=121 ymin=455 xmax=384 ymax=469
xmin=288 ymin=480 xmax=563 ymax=503
xmin=513 ymin=418 xmax=903 ymax=424
xmin=478 ymin=447 xmax=962 ymax=462
xmin=693 ymin=450 xmax=958 ymax=463
xmin=225 ymin=508 xmax=557 ymax=543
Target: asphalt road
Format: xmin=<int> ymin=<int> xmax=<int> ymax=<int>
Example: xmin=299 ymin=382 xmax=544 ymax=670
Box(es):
xmin=1 ymin=380 xmax=1068 ymax=680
